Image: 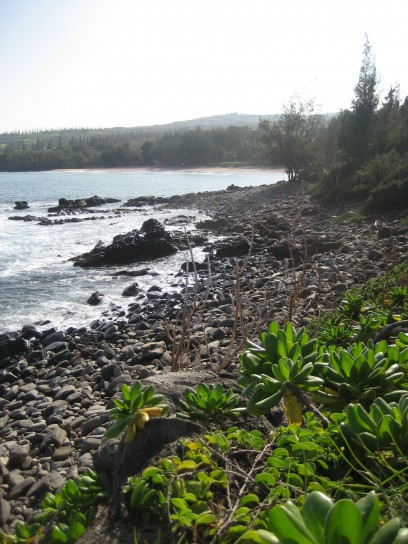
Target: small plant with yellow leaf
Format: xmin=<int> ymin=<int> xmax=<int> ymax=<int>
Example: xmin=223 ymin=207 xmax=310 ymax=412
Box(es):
xmin=105 ymin=381 xmax=170 ymax=443
xmin=238 ymin=322 xmax=326 ymax=426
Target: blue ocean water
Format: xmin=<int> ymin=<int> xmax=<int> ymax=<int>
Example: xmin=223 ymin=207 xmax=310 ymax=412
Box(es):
xmin=0 ymin=169 xmax=285 ymax=332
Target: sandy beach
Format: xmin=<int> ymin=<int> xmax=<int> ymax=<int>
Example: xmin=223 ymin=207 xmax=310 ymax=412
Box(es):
xmin=54 ymin=166 xmax=285 ymax=176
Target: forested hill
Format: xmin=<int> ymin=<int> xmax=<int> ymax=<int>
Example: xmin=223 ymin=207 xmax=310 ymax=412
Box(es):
xmin=0 ymin=113 xmax=282 ymax=171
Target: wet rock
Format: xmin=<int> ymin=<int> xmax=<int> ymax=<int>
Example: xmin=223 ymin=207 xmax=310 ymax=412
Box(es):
xmin=42 ymin=330 xmax=67 ymax=346
xmin=8 ymin=214 xmax=39 ymax=221
xmin=71 ymin=220 xmax=178 ymax=267
xmin=0 ymin=337 xmax=28 ymax=363
xmin=103 ymin=325 xmax=119 ymax=341
xmin=180 ymin=261 xmax=208 ymax=272
xmin=14 ymin=201 xmax=29 ymax=210
xmin=122 ymin=196 xmax=168 ymax=207
xmin=44 ymin=341 xmax=68 ymax=353
xmin=196 ymin=217 xmax=229 ymax=231
xmin=122 ymin=282 xmax=141 ymax=297
xmin=48 ymin=195 xmax=120 ymax=213
xmin=111 ymin=268 xmax=152 ymax=277
xmin=20 ymin=325 xmax=42 ymax=340
xmin=87 ymin=291 xmax=104 ymax=305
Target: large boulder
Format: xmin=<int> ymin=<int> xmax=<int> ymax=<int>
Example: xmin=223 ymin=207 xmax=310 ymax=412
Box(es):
xmin=0 ymin=337 xmax=28 ymax=364
xmin=48 ymin=196 xmax=120 ymax=213
xmin=122 ymin=283 xmax=141 ymax=297
xmin=87 ymin=291 xmax=104 ymax=305
xmin=71 ymin=220 xmax=178 ymax=267
xmin=213 ymin=237 xmax=250 ymax=257
xmin=122 ymin=196 xmax=168 ymax=207
xmin=14 ymin=201 xmax=29 ymax=210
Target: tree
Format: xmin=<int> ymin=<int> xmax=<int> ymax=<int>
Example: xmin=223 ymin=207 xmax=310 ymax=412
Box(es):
xmin=374 ymin=86 xmax=401 ymax=154
xmin=338 ymin=34 xmax=379 ymax=164
xmin=259 ymin=96 xmax=322 ymax=181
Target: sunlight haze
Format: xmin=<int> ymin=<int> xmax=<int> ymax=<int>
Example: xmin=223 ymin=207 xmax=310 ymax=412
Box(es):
xmin=0 ymin=0 xmax=407 ymax=132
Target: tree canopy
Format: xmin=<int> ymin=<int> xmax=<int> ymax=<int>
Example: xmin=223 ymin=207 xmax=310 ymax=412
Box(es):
xmin=259 ymin=97 xmax=322 ymax=181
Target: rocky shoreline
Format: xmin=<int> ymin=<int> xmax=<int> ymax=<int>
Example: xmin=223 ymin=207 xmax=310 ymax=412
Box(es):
xmin=1 ymin=180 xmax=408 ymax=532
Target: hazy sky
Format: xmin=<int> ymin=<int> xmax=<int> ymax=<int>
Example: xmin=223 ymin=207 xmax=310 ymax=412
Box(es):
xmin=0 ymin=0 xmax=407 ymax=132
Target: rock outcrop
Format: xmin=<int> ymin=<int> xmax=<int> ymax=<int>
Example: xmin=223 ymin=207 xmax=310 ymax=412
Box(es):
xmin=70 ymin=219 xmax=178 ymax=267
xmin=14 ymin=201 xmax=29 ymax=210
xmin=48 ymin=196 xmax=120 ymax=213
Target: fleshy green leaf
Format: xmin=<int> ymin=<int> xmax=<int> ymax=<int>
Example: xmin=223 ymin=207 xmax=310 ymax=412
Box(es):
xmin=302 ymin=492 xmax=333 ymax=542
xmin=325 ymin=499 xmax=362 ymax=544
xmin=255 ymin=530 xmax=280 ymax=543
xmin=356 ymin=491 xmax=380 ymax=543
xmin=368 ymin=518 xmax=401 ymax=544
xmin=104 ymin=417 xmax=130 ymax=439
xmin=268 ymin=502 xmax=317 ymax=544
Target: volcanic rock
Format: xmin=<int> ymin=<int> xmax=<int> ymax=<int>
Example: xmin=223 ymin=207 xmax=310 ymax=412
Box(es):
xmin=48 ymin=195 xmax=120 ymax=213
xmin=14 ymin=201 xmax=29 ymax=210
xmin=87 ymin=292 xmax=104 ymax=305
xmin=71 ymin=220 xmax=177 ymax=267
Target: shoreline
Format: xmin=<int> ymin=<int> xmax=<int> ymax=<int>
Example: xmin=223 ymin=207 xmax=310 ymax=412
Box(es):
xmin=39 ymin=166 xmax=285 ymax=176
xmin=1 ymin=171 xmax=287 ymax=335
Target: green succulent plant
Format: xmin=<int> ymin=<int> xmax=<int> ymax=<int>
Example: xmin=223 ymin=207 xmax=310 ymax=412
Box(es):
xmin=250 ymin=491 xmax=408 ymax=544
xmin=177 ymin=383 xmax=245 ymax=422
xmin=396 ymin=331 xmax=408 ymax=349
xmin=238 ymin=322 xmax=326 ymax=423
xmin=0 ymin=522 xmax=42 ymax=544
xmin=340 ymin=394 xmax=408 ymax=454
xmin=352 ymin=314 xmax=386 ymax=343
xmin=124 ymin=467 xmax=169 ymax=524
xmin=242 ymin=356 xmax=324 ymax=420
xmin=340 ymin=291 xmax=365 ymax=320
xmin=315 ymin=339 xmax=408 ymax=408
xmin=105 ymin=381 xmax=170 ymax=443
xmin=238 ymin=322 xmax=320 ymax=387
xmin=319 ymin=320 xmax=354 ymax=346
xmin=386 ymin=286 xmax=408 ymax=307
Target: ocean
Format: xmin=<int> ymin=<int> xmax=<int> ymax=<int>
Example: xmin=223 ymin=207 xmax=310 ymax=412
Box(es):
xmin=0 ymin=169 xmax=285 ymax=333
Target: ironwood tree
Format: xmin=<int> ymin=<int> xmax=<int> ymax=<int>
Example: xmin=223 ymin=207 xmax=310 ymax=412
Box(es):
xmin=259 ymin=96 xmax=322 ymax=181
xmin=338 ymin=34 xmax=379 ymax=165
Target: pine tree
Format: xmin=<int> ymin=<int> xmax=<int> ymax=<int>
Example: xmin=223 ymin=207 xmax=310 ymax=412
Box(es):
xmin=338 ymin=35 xmax=379 ymax=164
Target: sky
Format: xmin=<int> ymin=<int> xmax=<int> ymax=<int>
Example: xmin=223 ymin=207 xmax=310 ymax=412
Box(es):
xmin=0 ymin=0 xmax=407 ymax=133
